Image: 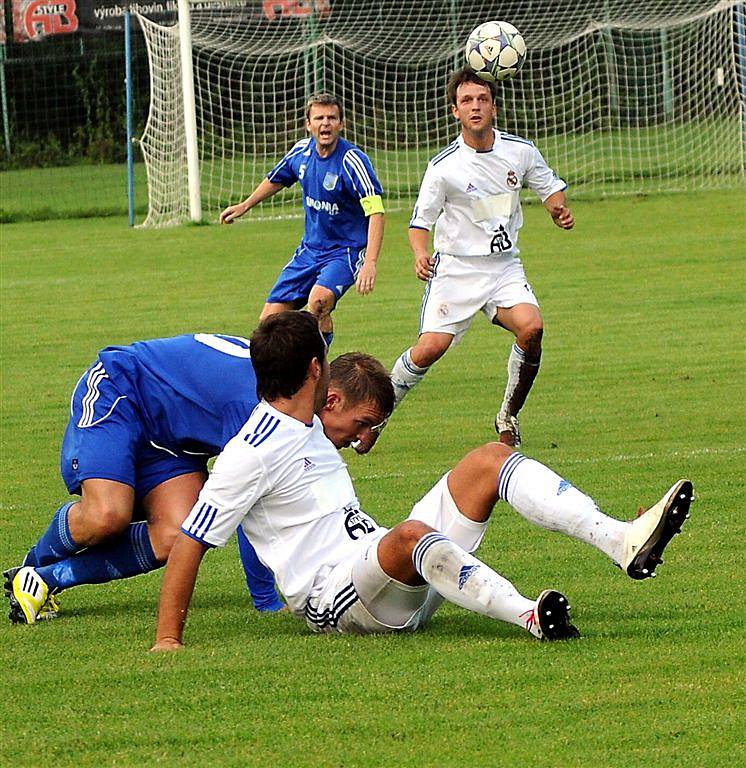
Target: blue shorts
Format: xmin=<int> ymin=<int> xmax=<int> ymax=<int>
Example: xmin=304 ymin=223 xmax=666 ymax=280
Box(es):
xmin=267 ymin=244 xmax=366 ymax=305
xmin=60 ymin=361 xmax=207 ymax=500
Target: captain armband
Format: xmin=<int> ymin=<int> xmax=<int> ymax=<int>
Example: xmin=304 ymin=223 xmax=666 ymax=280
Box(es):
xmin=360 ymin=195 xmax=385 ymax=216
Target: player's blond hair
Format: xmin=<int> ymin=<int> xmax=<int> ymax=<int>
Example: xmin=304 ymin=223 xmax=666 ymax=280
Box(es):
xmin=330 ymin=353 xmax=394 ymax=418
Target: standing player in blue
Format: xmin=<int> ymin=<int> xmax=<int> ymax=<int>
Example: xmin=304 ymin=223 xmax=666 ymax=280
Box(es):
xmin=220 ymin=93 xmax=385 ymax=347
xmin=4 ymin=327 xmax=394 ymax=624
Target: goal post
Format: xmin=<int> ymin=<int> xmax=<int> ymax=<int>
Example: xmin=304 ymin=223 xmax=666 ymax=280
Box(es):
xmin=178 ymin=0 xmax=202 ymax=223
xmin=136 ymin=0 xmax=745 ymax=228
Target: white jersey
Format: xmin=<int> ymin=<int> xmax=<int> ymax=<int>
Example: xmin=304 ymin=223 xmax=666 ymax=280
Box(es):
xmin=409 ymin=130 xmax=566 ymax=258
xmin=180 ymin=401 xmax=380 ymax=615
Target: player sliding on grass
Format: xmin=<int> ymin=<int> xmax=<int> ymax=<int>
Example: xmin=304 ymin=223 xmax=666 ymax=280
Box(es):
xmin=220 ymin=92 xmax=384 ymax=349
xmin=363 ymin=68 xmax=574 ymax=453
xmin=151 ymin=311 xmax=693 ymax=650
xmin=4 ymin=328 xmax=393 ymax=624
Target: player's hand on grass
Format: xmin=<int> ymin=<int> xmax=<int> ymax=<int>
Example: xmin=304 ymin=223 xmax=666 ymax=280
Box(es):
xmin=356 ymin=262 xmax=377 ymax=295
xmin=415 ymin=252 xmax=436 ymax=281
xmin=219 ymin=203 xmax=246 ymax=224
xmin=550 ymin=204 xmax=574 ymax=230
xmin=150 ymin=637 xmax=184 ymax=652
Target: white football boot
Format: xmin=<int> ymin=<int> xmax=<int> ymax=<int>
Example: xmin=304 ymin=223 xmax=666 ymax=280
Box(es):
xmin=621 ymin=479 xmax=693 ymax=580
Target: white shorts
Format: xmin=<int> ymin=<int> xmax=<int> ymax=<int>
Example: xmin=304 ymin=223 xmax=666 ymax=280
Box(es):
xmin=304 ymin=473 xmax=488 ymax=635
xmin=419 ymin=252 xmax=539 ymax=344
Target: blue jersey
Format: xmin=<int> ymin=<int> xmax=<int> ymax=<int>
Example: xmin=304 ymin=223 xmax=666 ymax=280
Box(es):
xmin=267 ymin=136 xmax=383 ymax=251
xmin=98 ymin=333 xmax=258 ymax=458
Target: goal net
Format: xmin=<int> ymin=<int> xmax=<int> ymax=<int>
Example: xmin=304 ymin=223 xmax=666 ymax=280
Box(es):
xmin=137 ymin=0 xmax=745 ymax=227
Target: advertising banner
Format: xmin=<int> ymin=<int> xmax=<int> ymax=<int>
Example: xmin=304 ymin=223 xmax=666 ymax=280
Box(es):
xmin=11 ymin=0 xmax=331 ymax=41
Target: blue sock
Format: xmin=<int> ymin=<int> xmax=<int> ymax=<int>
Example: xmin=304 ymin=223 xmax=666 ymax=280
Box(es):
xmin=24 ymin=501 xmax=80 ymax=567
xmin=37 ymin=521 xmax=161 ymax=592
xmin=237 ymin=526 xmax=284 ymax=612
xmin=322 ymin=331 xmax=334 ymax=348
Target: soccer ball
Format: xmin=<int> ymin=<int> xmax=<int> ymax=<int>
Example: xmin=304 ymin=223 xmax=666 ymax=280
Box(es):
xmin=465 ymin=21 xmax=527 ymax=82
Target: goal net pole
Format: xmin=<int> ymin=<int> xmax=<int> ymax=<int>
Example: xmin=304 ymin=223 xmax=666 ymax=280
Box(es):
xmin=177 ymin=0 xmax=202 ymax=223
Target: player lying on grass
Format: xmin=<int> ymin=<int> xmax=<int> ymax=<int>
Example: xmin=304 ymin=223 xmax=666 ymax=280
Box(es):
xmin=4 ymin=327 xmax=393 ymax=624
xmin=151 ymin=311 xmax=693 ymax=650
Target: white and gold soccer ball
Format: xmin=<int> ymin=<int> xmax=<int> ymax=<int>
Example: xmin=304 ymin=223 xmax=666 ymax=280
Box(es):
xmin=465 ymin=21 xmax=527 ymax=82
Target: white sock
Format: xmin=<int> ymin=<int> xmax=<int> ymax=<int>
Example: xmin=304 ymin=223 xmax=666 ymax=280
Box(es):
xmin=412 ymin=532 xmax=540 ymax=636
xmin=391 ymin=348 xmax=429 ymax=408
xmin=498 ymin=453 xmax=627 ymax=564
xmin=499 ymin=343 xmax=540 ymax=417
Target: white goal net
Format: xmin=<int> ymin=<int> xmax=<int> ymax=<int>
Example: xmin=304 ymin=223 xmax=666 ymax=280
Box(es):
xmin=137 ymin=0 xmax=745 ymax=227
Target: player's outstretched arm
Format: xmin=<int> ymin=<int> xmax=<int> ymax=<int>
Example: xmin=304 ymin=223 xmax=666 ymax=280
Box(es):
xmin=409 ymin=227 xmax=435 ymax=281
xmin=356 ymin=212 xmax=384 ymax=295
xmin=219 ymin=179 xmax=285 ymax=224
xmin=151 ymin=533 xmax=208 ymax=651
xmin=544 ymin=191 xmax=575 ymax=230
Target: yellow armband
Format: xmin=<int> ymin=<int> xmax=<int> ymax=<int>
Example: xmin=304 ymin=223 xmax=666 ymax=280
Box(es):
xmin=360 ymin=195 xmax=385 ymax=216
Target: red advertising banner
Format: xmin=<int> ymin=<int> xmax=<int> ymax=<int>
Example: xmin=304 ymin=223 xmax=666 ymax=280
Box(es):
xmin=9 ymin=0 xmax=332 ymax=41
xmin=12 ymin=0 xmax=80 ymax=42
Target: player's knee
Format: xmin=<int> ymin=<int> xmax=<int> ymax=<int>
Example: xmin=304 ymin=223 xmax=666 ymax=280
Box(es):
xmin=516 ymin=324 xmax=543 ymax=354
xmin=413 ymin=336 xmax=450 ymax=366
xmin=473 ymin=442 xmax=515 ymax=474
xmin=84 ymin=504 xmax=131 ymax=541
xmin=307 ymin=295 xmax=335 ymax=318
xmin=391 ymin=520 xmax=435 ymax=556
xmin=147 ymin=522 xmax=180 ymax=562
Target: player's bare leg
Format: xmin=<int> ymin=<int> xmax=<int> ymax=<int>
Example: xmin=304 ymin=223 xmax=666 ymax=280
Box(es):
xmin=467 ymin=443 xmax=692 ymax=579
xmin=493 ymin=303 xmax=543 ymax=447
xmin=374 ymin=515 xmax=577 ymax=641
xmin=259 ymin=301 xmax=296 ymax=321
xmin=67 ymin=479 xmax=135 ymax=546
xmin=5 ymin=474 xmax=206 ymax=624
xmin=307 ymin=284 xmax=337 ymax=347
xmin=391 ymin=331 xmax=451 ymax=408
xmin=363 ymin=442 xmax=692 ymax=638
xmin=143 ymin=472 xmax=206 ymax=560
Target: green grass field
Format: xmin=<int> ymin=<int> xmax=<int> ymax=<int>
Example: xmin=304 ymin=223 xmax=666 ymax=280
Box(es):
xmin=1 ymin=190 xmax=745 ymax=767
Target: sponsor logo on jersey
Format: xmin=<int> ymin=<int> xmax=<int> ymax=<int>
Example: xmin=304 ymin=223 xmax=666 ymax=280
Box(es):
xmin=557 ymin=479 xmax=573 ymax=495
xmin=323 ymin=172 xmax=339 ymax=190
xmin=466 ymin=182 xmax=478 ymax=193
xmin=458 ymin=564 xmax=479 ymax=589
xmin=506 ymin=170 xmax=518 ymax=188
xmin=302 ymin=457 xmax=316 ymax=472
xmin=305 ymin=195 xmax=339 ymax=215
xmin=343 ymin=506 xmax=376 ymax=539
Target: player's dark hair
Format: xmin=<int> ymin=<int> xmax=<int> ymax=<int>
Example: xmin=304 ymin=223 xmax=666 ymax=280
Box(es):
xmin=251 ymin=311 xmax=327 ymax=401
xmin=329 ymin=353 xmax=394 ymax=420
xmin=305 ymin=92 xmax=344 ymax=121
xmin=447 ymin=67 xmax=497 ymax=106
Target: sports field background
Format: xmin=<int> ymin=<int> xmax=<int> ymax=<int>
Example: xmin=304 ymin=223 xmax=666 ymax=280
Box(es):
xmin=1 ymin=189 xmax=744 ymax=766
